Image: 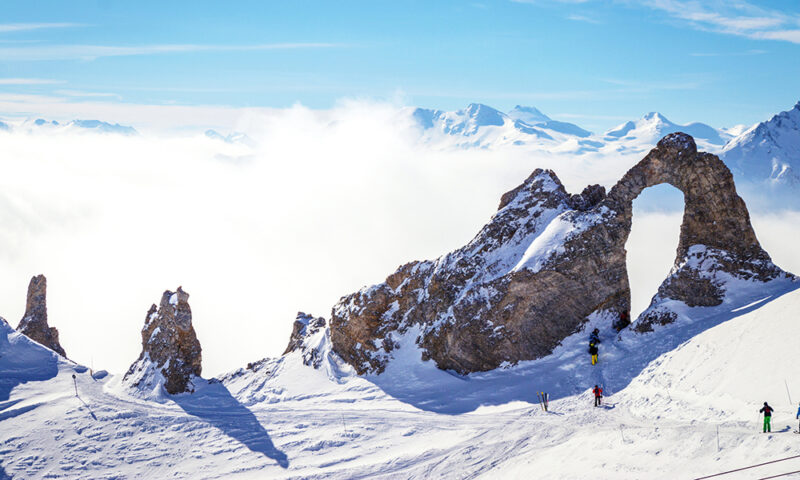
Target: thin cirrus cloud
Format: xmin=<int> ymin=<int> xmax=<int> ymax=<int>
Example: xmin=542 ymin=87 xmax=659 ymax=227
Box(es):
xmin=0 ymin=22 xmax=85 ymax=33
xmin=0 ymin=42 xmax=344 ymax=61
xmin=641 ymin=0 xmax=800 ymax=44
xmin=0 ymin=77 xmax=64 ymax=85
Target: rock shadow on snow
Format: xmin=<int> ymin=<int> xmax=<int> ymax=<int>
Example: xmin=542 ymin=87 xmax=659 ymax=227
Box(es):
xmin=0 ymin=318 xmax=59 ymax=402
xmin=364 ymin=281 xmax=799 ymax=415
xmin=172 ymin=381 xmax=289 ymax=468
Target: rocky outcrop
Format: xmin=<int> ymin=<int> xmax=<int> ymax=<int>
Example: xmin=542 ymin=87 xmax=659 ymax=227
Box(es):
xmin=16 ymin=275 xmax=66 ymax=357
xmin=283 ymin=312 xmax=328 ymax=368
xmin=123 ymin=287 xmax=202 ymax=394
xmin=329 ymin=133 xmax=793 ymax=375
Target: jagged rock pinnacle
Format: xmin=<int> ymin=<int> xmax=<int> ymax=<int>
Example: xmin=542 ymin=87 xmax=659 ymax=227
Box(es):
xmin=16 ymin=274 xmax=66 ymax=357
xmin=123 ymin=286 xmax=202 ymax=394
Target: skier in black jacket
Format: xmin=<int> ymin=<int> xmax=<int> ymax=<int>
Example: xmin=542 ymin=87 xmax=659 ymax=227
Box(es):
xmin=760 ymin=402 xmax=774 ymax=433
xmin=588 ymin=342 xmax=599 ymax=365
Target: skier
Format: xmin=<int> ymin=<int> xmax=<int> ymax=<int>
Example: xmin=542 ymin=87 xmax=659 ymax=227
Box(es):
xmin=760 ymin=402 xmax=774 ymax=433
xmin=593 ymin=385 xmax=603 ymax=407
xmin=589 ymin=328 xmax=601 ymax=345
xmin=588 ymin=342 xmax=599 ymax=365
xmin=795 ymin=402 xmax=800 ymax=433
xmin=614 ymin=311 xmax=630 ymax=331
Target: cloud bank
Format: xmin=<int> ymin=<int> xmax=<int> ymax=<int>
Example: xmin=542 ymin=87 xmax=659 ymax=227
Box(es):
xmin=0 ymin=100 xmax=796 ymax=376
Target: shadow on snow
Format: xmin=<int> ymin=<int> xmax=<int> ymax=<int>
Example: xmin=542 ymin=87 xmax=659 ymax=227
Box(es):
xmin=173 ymin=380 xmax=289 ymax=468
xmin=366 ymin=280 xmax=799 ymax=415
xmin=0 ymin=322 xmax=59 ymax=402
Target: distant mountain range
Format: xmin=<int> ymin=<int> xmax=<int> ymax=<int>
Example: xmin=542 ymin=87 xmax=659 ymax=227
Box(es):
xmin=3 ymin=101 xmax=798 ymax=195
xmin=1 ymin=118 xmax=139 ymax=135
xmin=408 ymin=102 xmax=732 ymax=152
xmin=407 ymin=101 xmax=800 ymax=196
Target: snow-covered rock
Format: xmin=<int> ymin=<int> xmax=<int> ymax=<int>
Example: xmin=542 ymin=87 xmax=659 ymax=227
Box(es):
xmin=328 ymin=133 xmax=793 ymax=376
xmin=123 ymin=287 xmax=202 ymax=395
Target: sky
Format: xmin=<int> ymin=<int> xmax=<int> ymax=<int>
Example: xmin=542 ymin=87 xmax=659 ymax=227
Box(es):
xmin=0 ymin=0 xmax=799 ymax=132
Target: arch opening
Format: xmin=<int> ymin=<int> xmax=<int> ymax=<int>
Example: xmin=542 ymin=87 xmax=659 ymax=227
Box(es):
xmin=624 ymin=183 xmax=684 ymax=320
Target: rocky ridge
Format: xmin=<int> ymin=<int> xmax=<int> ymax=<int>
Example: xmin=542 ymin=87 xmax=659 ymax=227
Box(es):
xmin=123 ymin=287 xmax=202 ymax=395
xmin=16 ymin=275 xmax=66 ymax=358
xmin=326 ymin=133 xmax=793 ymax=375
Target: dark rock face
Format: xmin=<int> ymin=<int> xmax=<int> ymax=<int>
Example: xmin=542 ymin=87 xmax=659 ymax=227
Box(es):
xmin=329 ymin=133 xmax=792 ymax=375
xmin=123 ymin=287 xmax=202 ymax=394
xmin=283 ymin=312 xmax=328 ymax=368
xmin=17 ymin=275 xmax=66 ymax=357
xmin=605 ymin=134 xmax=786 ymax=331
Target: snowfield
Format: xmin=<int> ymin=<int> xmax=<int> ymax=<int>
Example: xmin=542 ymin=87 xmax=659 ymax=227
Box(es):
xmin=2 ymin=276 xmax=799 ymax=479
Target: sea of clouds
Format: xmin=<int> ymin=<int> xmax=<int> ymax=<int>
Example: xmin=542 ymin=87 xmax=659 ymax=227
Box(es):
xmin=0 ymin=100 xmax=796 ymax=376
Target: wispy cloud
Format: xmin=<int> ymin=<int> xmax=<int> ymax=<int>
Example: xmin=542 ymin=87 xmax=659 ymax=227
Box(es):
xmin=0 ymin=42 xmax=344 ymax=61
xmin=0 ymin=23 xmax=85 ymax=33
xmin=599 ymin=76 xmax=708 ymax=92
xmin=54 ymin=89 xmax=122 ymax=99
xmin=0 ymin=77 xmax=64 ymax=85
xmin=642 ymin=0 xmax=800 ymax=45
xmin=690 ymin=48 xmax=767 ymax=57
xmin=566 ymin=14 xmax=602 ymax=24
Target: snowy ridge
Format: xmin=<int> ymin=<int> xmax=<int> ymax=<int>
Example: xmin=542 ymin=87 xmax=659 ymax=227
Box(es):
xmin=604 ymin=111 xmax=729 ymax=152
xmin=409 ymin=103 xmax=598 ymax=151
xmin=721 ymin=101 xmax=800 ymax=187
xmin=0 ymin=117 xmax=138 ymax=135
xmin=2 ymin=278 xmax=800 ymax=477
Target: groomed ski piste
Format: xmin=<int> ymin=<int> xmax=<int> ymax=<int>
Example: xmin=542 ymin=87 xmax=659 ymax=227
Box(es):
xmin=2 ymin=276 xmax=800 ymax=479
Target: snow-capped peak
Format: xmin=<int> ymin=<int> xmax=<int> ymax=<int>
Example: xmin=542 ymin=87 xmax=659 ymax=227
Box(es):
xmin=721 ymin=100 xmax=800 ymax=186
xmin=605 ymin=111 xmax=727 ymax=147
xmin=507 ymin=105 xmax=551 ymax=125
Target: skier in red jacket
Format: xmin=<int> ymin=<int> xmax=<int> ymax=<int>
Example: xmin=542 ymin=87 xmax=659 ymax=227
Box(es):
xmin=592 ymin=385 xmax=603 ymax=407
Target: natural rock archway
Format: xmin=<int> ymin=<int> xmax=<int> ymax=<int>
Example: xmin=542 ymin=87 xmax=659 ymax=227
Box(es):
xmin=328 ymin=133 xmax=792 ymax=375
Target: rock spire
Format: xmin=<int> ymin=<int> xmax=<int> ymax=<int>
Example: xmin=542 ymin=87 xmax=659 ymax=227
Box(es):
xmin=16 ymin=274 xmax=66 ymax=357
xmin=124 ymin=286 xmax=202 ymax=394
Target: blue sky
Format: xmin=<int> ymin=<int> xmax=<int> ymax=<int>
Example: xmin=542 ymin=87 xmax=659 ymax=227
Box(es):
xmin=0 ymin=0 xmax=798 ymax=131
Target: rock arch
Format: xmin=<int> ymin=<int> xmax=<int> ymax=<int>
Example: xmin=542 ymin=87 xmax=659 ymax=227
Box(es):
xmin=328 ymin=133 xmax=791 ymax=375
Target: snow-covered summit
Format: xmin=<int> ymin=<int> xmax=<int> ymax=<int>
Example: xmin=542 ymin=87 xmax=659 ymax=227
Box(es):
xmin=507 ymin=105 xmax=551 ymax=125
xmin=605 ymin=111 xmax=727 ymax=148
xmin=410 ymin=103 xmax=594 ymax=149
xmin=204 ymin=129 xmax=256 ymax=146
xmin=508 ymin=105 xmax=592 ymax=138
xmin=721 ymin=101 xmax=800 ymax=186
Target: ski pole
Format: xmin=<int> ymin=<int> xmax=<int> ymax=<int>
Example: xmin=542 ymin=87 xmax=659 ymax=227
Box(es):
xmin=785 ymin=379 xmax=793 ymax=405
xmin=72 ymin=374 xmax=78 ymax=397
xmin=341 ymin=414 xmax=349 ymax=437
xmin=716 ymin=425 xmax=720 ymax=452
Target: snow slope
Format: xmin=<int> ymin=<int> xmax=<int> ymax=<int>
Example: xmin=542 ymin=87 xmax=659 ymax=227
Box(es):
xmin=2 ymin=273 xmax=799 ymax=478
xmin=722 ymin=101 xmax=800 ymax=187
